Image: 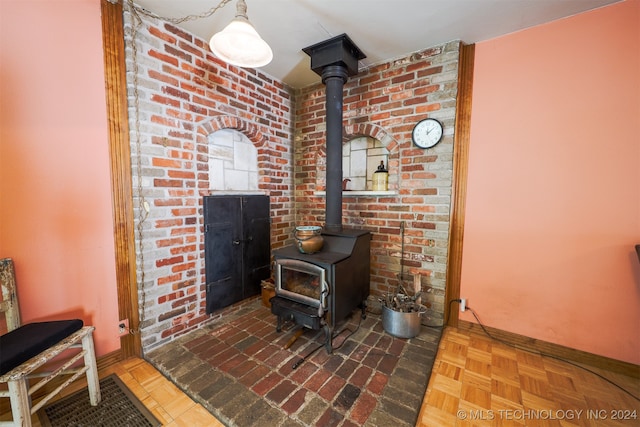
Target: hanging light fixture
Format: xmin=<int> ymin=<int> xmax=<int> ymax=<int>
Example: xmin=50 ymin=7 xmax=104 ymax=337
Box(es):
xmin=209 ymin=0 xmax=273 ymax=68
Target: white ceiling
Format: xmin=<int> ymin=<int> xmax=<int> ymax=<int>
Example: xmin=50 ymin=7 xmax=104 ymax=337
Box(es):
xmin=133 ymin=0 xmax=619 ymax=89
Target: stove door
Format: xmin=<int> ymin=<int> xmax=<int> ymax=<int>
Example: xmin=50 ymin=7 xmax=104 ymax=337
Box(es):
xmin=275 ymin=259 xmax=328 ymax=310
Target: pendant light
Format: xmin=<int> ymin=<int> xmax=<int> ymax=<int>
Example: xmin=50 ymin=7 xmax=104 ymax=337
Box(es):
xmin=209 ymin=0 xmax=273 ymax=68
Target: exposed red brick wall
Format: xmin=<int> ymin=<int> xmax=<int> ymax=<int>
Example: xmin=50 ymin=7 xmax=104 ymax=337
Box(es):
xmin=294 ymin=43 xmax=460 ymax=321
xmin=124 ymin=6 xmax=294 ymax=349
xmin=125 ymin=3 xmax=459 ymax=349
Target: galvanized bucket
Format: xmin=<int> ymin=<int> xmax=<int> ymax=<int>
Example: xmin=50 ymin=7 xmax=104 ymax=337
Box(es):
xmin=382 ymin=305 xmax=423 ymax=338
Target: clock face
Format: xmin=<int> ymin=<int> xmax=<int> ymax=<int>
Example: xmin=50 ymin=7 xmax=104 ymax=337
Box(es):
xmin=412 ymin=118 xmax=443 ymax=148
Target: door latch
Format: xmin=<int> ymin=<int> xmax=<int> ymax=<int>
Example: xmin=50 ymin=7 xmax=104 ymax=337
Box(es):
xmin=232 ymin=236 xmax=253 ymax=245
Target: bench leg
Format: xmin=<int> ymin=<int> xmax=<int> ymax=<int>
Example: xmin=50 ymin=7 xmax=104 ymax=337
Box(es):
xmin=8 ymin=378 xmax=31 ymax=427
xmin=82 ymin=331 xmax=101 ymax=406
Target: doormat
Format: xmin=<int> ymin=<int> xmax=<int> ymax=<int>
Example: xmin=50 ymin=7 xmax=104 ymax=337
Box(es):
xmin=38 ymin=374 xmax=161 ymax=427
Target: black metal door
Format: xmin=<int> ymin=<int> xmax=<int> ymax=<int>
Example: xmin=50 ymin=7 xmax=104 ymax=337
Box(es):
xmin=204 ymin=195 xmax=270 ymax=313
xmin=242 ymin=196 xmax=271 ymax=301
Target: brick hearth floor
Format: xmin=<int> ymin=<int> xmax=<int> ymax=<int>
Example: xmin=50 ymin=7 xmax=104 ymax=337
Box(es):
xmin=146 ymin=297 xmax=441 ymax=426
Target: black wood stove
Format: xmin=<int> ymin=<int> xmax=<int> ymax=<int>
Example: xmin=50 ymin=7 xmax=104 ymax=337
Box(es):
xmin=271 ymin=229 xmax=370 ymax=353
xmin=270 ymin=34 xmax=370 ymax=353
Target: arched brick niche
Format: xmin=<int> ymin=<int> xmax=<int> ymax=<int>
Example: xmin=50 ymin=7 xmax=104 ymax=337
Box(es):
xmin=311 ymin=123 xmax=400 ymax=192
xmin=342 ymin=123 xmax=400 ymax=191
xmin=197 ymin=115 xmax=272 ymax=192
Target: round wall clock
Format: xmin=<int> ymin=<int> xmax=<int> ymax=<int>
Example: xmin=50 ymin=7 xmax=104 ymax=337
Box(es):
xmin=412 ymin=118 xmax=443 ymax=149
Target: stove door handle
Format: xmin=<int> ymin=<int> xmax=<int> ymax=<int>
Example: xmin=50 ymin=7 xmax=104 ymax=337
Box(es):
xmin=320 ymin=280 xmax=330 ymax=315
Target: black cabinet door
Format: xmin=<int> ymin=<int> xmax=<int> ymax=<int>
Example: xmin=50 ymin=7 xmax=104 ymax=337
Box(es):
xmin=204 ymin=195 xmax=270 ymax=313
xmin=241 ymin=196 xmax=271 ymax=301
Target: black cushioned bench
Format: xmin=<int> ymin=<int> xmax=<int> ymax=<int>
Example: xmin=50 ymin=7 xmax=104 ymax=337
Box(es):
xmin=0 ymin=319 xmax=83 ymax=375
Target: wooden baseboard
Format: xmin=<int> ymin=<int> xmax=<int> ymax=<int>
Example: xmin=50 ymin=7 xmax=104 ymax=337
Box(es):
xmin=97 ymin=348 xmax=125 ymax=372
xmin=457 ymin=320 xmax=640 ymax=379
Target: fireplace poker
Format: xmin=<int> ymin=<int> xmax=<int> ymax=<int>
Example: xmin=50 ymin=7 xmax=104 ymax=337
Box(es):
xmin=292 ymin=336 xmax=327 ymax=370
xmin=397 ymin=221 xmax=406 ymax=295
xmin=284 ymin=327 xmax=304 ymax=349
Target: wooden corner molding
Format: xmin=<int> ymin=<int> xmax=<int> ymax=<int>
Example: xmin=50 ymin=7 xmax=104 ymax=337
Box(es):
xmin=445 ymin=42 xmax=475 ymax=327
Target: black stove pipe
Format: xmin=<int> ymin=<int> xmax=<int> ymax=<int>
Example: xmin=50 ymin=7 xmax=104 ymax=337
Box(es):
xmin=303 ymin=34 xmax=365 ymax=233
xmin=323 ymin=65 xmax=349 ymax=232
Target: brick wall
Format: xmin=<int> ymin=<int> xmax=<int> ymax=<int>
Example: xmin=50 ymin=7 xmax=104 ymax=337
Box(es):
xmin=124 ymin=5 xmax=294 ymax=350
xmin=294 ymin=42 xmax=460 ymax=324
xmin=125 ymin=3 xmax=459 ymax=350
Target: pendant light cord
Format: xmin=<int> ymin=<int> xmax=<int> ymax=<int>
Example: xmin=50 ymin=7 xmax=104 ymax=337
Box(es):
xmin=130 ymin=0 xmax=233 ymax=25
xmin=126 ymin=1 xmax=148 ymax=340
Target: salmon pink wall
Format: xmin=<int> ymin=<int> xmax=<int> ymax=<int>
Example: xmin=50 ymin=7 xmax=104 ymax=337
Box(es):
xmin=462 ymin=0 xmax=639 ymax=364
xmin=0 ymin=0 xmax=120 ymax=356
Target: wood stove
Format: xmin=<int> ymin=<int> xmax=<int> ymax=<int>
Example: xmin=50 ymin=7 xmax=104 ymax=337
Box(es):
xmin=270 ymin=34 xmax=370 ymax=353
xmin=271 ymin=229 xmax=370 ymax=353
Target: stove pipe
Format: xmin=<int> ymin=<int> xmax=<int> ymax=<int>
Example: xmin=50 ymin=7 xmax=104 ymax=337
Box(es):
xmin=303 ymin=34 xmax=366 ymax=232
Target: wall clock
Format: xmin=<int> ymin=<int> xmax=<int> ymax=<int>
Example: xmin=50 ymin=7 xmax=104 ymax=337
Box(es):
xmin=412 ymin=118 xmax=443 ymax=149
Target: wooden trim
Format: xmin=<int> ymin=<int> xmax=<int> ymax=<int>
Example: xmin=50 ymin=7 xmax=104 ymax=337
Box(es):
xmin=458 ymin=320 xmax=640 ymax=379
xmin=445 ymin=43 xmax=475 ymax=326
xmin=97 ymin=349 xmax=125 ymax=372
xmin=101 ymin=0 xmax=141 ymax=358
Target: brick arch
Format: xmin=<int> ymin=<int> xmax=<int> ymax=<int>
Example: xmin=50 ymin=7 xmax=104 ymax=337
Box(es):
xmin=343 ymin=123 xmax=399 ymax=153
xmin=197 ymin=115 xmax=267 ymax=149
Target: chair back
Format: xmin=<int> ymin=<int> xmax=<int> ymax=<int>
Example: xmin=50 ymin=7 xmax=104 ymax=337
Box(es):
xmin=0 ymin=258 xmax=21 ymax=333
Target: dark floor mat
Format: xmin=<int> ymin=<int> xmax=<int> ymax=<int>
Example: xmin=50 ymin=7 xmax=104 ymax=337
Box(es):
xmin=39 ymin=374 xmax=161 ymax=427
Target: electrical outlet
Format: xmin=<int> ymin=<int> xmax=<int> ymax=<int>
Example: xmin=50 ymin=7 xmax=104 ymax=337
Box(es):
xmin=460 ymin=298 xmax=467 ymax=312
xmin=118 ymin=319 xmax=129 ymax=337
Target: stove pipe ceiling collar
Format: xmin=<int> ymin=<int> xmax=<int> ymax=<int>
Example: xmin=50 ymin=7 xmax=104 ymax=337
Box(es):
xmin=303 ymin=34 xmax=366 ymax=232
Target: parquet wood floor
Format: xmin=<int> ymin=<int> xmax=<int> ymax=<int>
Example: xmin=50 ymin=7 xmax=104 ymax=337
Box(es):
xmin=96 ymin=357 xmax=224 ymax=426
xmin=417 ymin=328 xmax=640 ymax=427
xmin=1 ymin=357 xmax=223 ymax=427
xmin=3 ymin=327 xmax=638 ymax=426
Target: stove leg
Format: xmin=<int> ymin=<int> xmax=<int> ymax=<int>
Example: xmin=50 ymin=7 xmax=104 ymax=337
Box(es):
xmin=361 ymin=300 xmax=367 ymax=319
xmin=324 ymin=325 xmax=332 ymax=354
xmin=276 ymin=315 xmax=283 ymax=332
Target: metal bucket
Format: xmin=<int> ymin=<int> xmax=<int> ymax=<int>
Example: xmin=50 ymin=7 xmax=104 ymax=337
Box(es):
xmin=382 ymin=305 xmax=422 ymax=338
